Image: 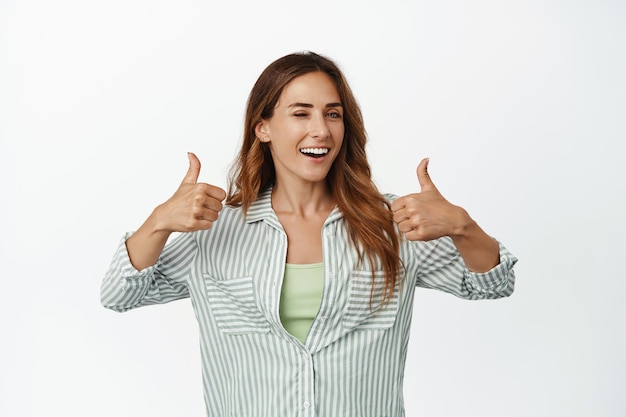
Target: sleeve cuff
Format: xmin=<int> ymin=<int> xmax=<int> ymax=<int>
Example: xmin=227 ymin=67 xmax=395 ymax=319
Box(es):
xmin=118 ymin=232 xmax=157 ymax=286
xmin=464 ymin=242 xmax=518 ymax=295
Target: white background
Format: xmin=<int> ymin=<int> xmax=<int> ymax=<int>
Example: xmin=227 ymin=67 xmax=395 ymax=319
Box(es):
xmin=1 ymin=0 xmax=624 ymax=416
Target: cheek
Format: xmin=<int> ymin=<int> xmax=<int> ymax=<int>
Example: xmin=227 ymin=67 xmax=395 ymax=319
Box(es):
xmin=332 ymin=124 xmax=345 ymax=141
xmin=336 ymin=128 xmax=346 ymax=148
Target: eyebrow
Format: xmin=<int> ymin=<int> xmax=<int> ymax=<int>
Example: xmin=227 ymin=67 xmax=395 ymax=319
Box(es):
xmin=287 ymin=102 xmax=343 ymax=108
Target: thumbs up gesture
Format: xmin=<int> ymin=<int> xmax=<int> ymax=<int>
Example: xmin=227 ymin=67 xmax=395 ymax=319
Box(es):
xmin=391 ymin=158 xmax=469 ymax=241
xmin=153 ymin=152 xmax=227 ymax=233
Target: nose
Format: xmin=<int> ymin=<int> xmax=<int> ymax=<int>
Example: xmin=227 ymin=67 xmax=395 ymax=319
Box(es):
xmin=309 ymin=113 xmax=330 ymax=139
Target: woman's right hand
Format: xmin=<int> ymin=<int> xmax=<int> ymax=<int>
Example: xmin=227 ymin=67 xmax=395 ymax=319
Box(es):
xmin=125 ymin=153 xmax=226 ymax=270
xmin=152 ymin=152 xmax=227 ymax=233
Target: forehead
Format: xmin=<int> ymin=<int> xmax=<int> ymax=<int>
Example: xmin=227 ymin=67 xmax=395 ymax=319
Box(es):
xmin=278 ymin=71 xmax=340 ymax=104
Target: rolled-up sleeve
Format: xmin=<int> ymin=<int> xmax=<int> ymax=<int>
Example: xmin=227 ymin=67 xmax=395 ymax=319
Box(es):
xmin=100 ymin=231 xmax=198 ymax=312
xmin=411 ymin=237 xmax=517 ymax=300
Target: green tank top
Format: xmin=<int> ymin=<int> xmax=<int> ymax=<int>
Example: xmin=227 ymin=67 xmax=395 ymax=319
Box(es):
xmin=279 ymin=263 xmax=324 ymax=344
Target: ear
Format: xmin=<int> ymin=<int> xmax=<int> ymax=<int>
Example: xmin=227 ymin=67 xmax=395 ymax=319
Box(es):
xmin=255 ymin=121 xmax=270 ymax=142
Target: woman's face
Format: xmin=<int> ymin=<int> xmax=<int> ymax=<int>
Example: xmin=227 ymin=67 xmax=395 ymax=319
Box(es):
xmin=256 ymin=71 xmax=345 ymax=187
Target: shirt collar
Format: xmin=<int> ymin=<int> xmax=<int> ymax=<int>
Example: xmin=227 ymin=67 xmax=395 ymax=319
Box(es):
xmin=245 ymin=187 xmax=274 ymax=224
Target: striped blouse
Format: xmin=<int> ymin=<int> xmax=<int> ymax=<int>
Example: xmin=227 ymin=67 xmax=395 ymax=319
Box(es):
xmin=101 ymin=188 xmax=517 ymax=417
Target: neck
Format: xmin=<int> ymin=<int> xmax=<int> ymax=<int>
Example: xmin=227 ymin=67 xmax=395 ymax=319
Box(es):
xmin=271 ymin=180 xmax=334 ymax=218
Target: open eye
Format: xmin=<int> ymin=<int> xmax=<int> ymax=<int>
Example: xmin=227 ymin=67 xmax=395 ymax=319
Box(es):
xmin=326 ymin=112 xmax=342 ymax=119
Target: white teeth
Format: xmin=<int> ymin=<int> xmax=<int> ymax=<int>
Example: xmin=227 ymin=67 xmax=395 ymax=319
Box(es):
xmin=300 ymin=148 xmax=329 ymax=155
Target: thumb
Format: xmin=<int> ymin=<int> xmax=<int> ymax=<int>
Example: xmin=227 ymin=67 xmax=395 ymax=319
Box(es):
xmin=182 ymin=152 xmax=201 ymax=185
xmin=416 ymin=157 xmax=436 ymax=192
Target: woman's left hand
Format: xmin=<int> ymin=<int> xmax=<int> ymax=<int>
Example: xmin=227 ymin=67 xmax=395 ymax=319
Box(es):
xmin=391 ymin=158 xmax=471 ymax=241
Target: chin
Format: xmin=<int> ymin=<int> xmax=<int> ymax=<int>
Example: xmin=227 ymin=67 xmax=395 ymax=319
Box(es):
xmin=304 ymin=170 xmax=332 ymax=183
xmin=303 ymin=177 xmax=329 ymax=184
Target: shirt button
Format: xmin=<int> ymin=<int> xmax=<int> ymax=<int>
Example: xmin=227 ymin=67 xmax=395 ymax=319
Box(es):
xmin=303 ymin=401 xmax=311 ymax=409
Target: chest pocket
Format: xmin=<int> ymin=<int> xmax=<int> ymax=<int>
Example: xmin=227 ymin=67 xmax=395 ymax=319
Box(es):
xmin=342 ymin=270 xmax=400 ymax=331
xmin=203 ymin=275 xmax=270 ymax=335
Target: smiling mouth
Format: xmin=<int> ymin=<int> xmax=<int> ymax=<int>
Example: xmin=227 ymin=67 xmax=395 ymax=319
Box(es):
xmin=300 ymin=147 xmax=329 ymax=158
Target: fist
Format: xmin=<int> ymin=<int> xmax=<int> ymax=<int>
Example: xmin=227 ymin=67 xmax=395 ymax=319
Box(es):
xmin=391 ymin=158 xmax=467 ymax=241
xmin=154 ymin=152 xmax=226 ymax=232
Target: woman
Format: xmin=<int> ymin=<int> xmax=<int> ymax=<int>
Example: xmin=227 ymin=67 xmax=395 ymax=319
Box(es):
xmin=101 ymin=51 xmax=517 ymax=416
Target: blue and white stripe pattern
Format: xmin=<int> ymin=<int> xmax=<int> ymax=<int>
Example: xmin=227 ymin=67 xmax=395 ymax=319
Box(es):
xmin=101 ymin=188 xmax=517 ymax=417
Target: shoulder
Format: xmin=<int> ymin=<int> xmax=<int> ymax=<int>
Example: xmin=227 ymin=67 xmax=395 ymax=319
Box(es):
xmin=383 ymin=192 xmax=400 ymax=204
xmin=194 ymin=204 xmax=246 ymax=238
xmin=217 ymin=203 xmax=247 ymax=225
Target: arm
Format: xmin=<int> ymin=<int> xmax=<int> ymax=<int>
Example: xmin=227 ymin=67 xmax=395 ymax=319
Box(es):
xmin=100 ymin=231 xmax=197 ymax=312
xmin=407 ymin=236 xmax=516 ymax=299
xmin=100 ymin=152 xmax=226 ymax=312
xmin=391 ymin=158 xmax=517 ymax=298
xmin=448 ymin=207 xmax=499 ymax=273
xmin=392 ymin=158 xmax=501 ymax=272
